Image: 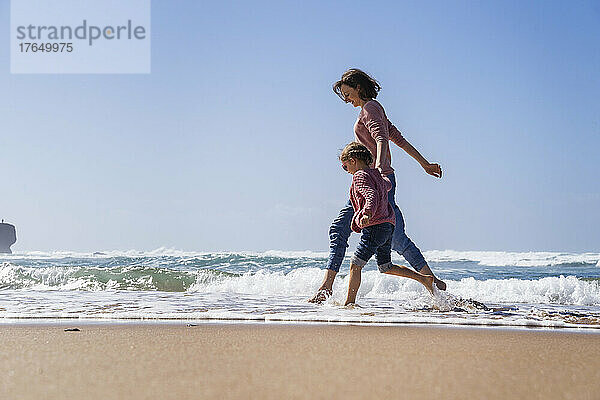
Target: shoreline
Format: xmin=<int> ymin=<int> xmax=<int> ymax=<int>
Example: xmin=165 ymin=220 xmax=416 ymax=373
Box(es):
xmin=2 ymin=317 xmax=600 ymax=334
xmin=2 ymin=323 xmax=599 ymax=399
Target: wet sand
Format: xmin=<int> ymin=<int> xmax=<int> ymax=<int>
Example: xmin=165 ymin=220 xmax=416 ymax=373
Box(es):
xmin=1 ymin=323 xmax=599 ymax=399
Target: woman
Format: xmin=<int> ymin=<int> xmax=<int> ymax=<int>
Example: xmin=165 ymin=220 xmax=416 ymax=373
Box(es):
xmin=309 ymin=68 xmax=445 ymax=303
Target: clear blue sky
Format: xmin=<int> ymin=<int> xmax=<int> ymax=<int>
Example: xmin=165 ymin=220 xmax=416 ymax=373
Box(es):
xmin=1 ymin=0 xmax=598 ymax=252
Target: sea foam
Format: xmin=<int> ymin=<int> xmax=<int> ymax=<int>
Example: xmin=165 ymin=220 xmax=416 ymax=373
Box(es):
xmin=2 ymin=260 xmax=599 ymax=307
xmin=1 ymin=250 xmax=599 ymax=328
xmin=4 ymin=248 xmax=598 ymax=268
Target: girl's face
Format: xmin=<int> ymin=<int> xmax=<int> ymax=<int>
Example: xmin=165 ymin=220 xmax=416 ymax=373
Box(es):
xmin=341 ymin=158 xmax=360 ymax=174
xmin=340 ymin=83 xmax=362 ymax=107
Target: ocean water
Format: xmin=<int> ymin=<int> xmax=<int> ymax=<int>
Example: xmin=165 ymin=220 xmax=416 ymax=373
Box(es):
xmin=1 ymin=249 xmax=599 ymax=329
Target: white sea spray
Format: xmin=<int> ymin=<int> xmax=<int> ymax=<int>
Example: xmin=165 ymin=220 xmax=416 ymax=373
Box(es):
xmin=1 ymin=250 xmax=599 ymax=328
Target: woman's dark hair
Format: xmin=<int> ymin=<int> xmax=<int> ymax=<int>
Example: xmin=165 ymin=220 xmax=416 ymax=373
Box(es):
xmin=333 ymin=68 xmax=381 ymax=101
xmin=340 ymin=142 xmax=373 ymax=166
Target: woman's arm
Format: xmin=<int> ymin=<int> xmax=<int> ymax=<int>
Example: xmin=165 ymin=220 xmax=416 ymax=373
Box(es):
xmin=376 ymin=139 xmax=441 ymax=177
xmin=398 ymin=140 xmax=442 ymax=178
xmin=365 ymin=102 xmax=442 ymax=178
xmin=374 ymin=140 xmax=389 ymax=171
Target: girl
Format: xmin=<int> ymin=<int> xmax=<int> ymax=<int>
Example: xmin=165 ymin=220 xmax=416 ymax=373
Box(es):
xmin=338 ymin=142 xmax=434 ymax=305
xmin=310 ymin=69 xmax=445 ymax=303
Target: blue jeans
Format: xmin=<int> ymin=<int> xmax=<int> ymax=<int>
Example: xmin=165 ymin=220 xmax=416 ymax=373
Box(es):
xmin=326 ymin=173 xmax=427 ymax=273
xmin=350 ymin=222 xmax=394 ymax=273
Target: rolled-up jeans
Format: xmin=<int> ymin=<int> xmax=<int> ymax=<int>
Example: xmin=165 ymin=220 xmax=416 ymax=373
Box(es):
xmin=325 ymin=173 xmax=427 ymax=273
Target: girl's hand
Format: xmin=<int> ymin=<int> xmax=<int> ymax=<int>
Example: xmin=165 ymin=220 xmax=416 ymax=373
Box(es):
xmin=423 ymin=163 xmax=442 ymax=178
xmin=359 ymin=214 xmax=370 ymax=227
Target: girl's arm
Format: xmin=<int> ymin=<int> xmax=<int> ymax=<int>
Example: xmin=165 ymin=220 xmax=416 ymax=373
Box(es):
xmin=353 ymin=172 xmax=377 ymax=223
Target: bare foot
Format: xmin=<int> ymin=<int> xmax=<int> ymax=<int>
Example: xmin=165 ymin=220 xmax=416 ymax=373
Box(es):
xmin=422 ymin=274 xmax=435 ymax=295
xmin=308 ymin=289 xmax=332 ymax=304
xmin=419 ymin=264 xmax=446 ymax=291
xmin=434 ymin=277 xmax=447 ymax=291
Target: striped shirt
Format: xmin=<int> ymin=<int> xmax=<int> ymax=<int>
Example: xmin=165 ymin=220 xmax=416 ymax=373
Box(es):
xmin=349 ymin=168 xmax=396 ymax=233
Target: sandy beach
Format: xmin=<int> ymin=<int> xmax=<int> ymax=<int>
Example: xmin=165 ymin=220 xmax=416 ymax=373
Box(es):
xmin=1 ymin=323 xmax=599 ymax=400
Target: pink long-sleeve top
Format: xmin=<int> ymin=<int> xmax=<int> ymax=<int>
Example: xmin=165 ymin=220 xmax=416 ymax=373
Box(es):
xmin=349 ymin=168 xmax=396 ymax=233
xmin=354 ymin=100 xmax=407 ymax=177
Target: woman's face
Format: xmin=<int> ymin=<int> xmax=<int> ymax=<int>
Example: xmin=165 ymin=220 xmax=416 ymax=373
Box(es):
xmin=340 ymin=83 xmax=362 ymax=107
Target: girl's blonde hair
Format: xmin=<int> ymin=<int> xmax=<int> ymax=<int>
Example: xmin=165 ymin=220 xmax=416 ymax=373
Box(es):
xmin=340 ymin=142 xmax=373 ymax=165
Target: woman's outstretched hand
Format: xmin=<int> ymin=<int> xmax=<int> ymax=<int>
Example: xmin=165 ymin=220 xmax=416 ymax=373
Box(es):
xmin=423 ymin=163 xmax=442 ymax=178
